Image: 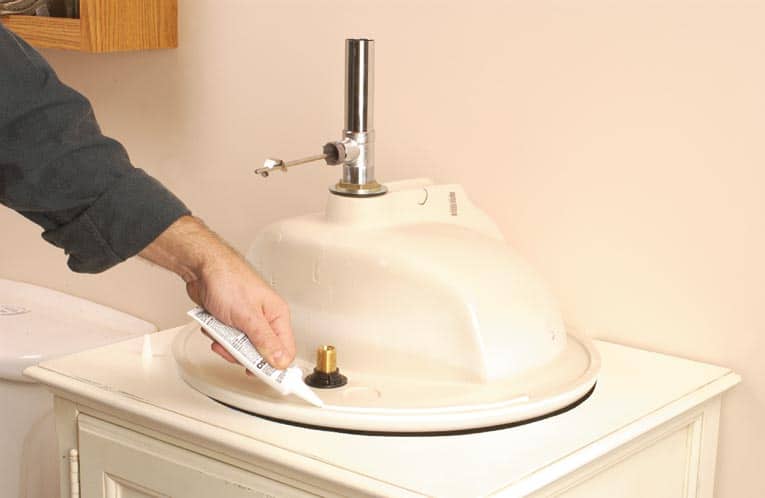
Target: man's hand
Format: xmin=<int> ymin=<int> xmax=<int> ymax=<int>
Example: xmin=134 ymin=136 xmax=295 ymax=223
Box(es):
xmin=139 ymin=216 xmax=295 ymax=369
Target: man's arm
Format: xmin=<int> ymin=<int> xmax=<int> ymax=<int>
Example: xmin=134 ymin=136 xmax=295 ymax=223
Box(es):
xmin=139 ymin=216 xmax=295 ymax=369
xmin=0 ymin=24 xmax=295 ymax=368
xmin=0 ymin=24 xmax=188 ymax=272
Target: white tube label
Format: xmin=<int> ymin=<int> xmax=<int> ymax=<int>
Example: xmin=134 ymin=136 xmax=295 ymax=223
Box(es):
xmin=188 ymin=307 xmax=287 ymax=385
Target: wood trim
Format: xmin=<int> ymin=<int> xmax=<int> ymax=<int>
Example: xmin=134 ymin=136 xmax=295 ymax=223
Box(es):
xmin=1 ymin=0 xmax=177 ymax=52
xmin=1 ymin=16 xmax=82 ymax=50
xmin=80 ymin=0 xmax=177 ymax=53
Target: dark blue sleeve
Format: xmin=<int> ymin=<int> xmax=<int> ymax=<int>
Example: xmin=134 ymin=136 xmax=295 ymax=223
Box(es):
xmin=0 ymin=24 xmax=190 ymax=273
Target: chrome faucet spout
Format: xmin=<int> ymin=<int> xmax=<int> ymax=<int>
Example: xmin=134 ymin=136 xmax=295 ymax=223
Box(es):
xmin=257 ymin=38 xmax=387 ymax=197
xmin=329 ymin=38 xmax=386 ymax=197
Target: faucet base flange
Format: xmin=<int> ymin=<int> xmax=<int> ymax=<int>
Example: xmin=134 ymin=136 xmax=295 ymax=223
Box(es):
xmin=330 ymin=181 xmax=388 ymax=197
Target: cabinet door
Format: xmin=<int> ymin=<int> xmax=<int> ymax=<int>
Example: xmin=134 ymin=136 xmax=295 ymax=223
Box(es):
xmin=528 ymin=403 xmax=719 ymax=498
xmin=77 ymin=414 xmax=316 ymax=498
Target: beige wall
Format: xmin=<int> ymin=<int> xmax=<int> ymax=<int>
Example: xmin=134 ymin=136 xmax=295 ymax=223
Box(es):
xmin=1 ymin=1 xmax=761 ymax=495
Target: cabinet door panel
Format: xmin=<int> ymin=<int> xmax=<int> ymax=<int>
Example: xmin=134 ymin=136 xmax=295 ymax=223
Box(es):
xmin=78 ymin=414 xmax=316 ymax=498
xmin=103 ymin=474 xmax=168 ymax=498
xmin=529 ymin=411 xmax=707 ymax=498
xmin=557 ymin=425 xmax=691 ymax=498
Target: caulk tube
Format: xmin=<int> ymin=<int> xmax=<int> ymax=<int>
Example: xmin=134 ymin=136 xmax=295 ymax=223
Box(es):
xmin=187 ymin=307 xmax=323 ymax=407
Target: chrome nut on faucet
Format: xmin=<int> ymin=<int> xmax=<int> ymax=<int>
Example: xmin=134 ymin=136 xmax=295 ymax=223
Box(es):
xmin=256 ymin=39 xmax=387 ymax=197
xmin=323 ymin=139 xmax=359 ymax=166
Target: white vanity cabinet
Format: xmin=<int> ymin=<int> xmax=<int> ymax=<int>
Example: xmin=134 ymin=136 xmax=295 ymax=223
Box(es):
xmin=76 ymin=414 xmax=316 ymax=498
xmin=28 ymin=328 xmax=739 ymax=498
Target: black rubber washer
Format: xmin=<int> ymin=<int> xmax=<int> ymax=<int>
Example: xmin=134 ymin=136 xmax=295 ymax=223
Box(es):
xmin=304 ymin=368 xmax=348 ymax=389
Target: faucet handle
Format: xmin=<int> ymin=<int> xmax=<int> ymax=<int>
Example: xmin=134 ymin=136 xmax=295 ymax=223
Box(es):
xmin=255 ymin=153 xmax=330 ymax=178
xmin=255 ymin=142 xmax=349 ymax=178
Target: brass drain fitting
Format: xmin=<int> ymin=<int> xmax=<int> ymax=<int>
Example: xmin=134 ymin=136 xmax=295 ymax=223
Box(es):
xmin=305 ymin=345 xmax=348 ymax=389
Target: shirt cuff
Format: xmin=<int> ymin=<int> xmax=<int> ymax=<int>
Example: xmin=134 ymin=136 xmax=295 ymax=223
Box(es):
xmin=41 ymin=168 xmax=190 ymax=273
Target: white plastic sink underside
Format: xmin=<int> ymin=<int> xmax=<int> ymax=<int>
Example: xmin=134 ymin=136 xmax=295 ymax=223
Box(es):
xmin=173 ymin=322 xmax=600 ymax=433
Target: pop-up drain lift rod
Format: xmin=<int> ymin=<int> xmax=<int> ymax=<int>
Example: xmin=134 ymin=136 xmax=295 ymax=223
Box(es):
xmin=255 ymin=39 xmax=387 ymax=197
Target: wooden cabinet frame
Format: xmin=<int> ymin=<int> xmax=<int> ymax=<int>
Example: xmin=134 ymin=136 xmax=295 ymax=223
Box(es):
xmin=1 ymin=0 xmax=177 ymax=52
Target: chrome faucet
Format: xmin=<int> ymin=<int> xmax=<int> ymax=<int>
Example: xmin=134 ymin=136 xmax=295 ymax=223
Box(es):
xmin=256 ymin=39 xmax=387 ymax=197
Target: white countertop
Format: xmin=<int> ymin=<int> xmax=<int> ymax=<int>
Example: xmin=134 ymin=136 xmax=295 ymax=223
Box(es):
xmin=26 ymin=327 xmax=740 ymax=497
